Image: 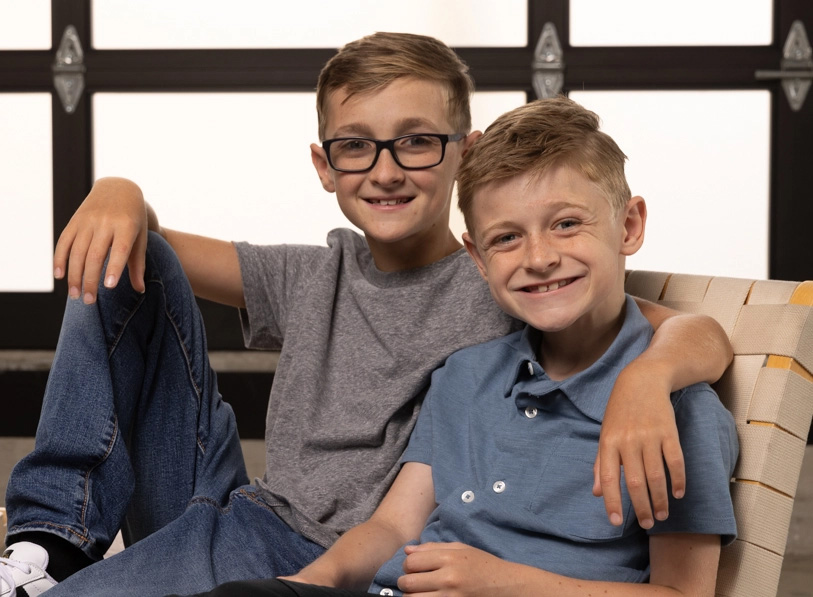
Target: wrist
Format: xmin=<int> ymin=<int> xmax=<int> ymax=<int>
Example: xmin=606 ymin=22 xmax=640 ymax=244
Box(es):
xmin=622 ymin=355 xmax=676 ymax=393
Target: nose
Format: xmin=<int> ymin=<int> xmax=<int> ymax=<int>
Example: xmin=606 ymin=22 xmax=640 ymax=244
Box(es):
xmin=523 ymin=234 xmax=559 ymax=273
xmin=368 ymin=147 xmax=405 ymax=186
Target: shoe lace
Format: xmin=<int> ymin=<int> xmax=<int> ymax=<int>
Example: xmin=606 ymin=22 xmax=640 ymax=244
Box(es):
xmin=0 ymin=556 xmax=30 ymax=597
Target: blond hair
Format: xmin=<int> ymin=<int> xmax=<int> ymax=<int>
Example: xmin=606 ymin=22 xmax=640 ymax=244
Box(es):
xmin=458 ymin=96 xmax=631 ymax=234
xmin=315 ymin=32 xmax=474 ymax=139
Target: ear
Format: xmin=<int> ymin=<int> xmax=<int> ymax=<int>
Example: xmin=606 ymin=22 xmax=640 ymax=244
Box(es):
xmin=620 ymin=196 xmax=646 ymax=256
xmin=462 ymin=231 xmax=489 ymax=281
xmin=462 ymin=130 xmax=483 ymax=157
xmin=311 ymin=143 xmax=336 ymax=193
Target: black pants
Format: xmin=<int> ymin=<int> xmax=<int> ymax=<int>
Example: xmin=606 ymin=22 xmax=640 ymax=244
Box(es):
xmin=174 ymin=578 xmax=376 ymax=597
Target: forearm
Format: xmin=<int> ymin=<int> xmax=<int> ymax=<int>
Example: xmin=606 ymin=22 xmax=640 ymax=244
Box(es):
xmin=399 ymin=536 xmax=717 ymax=597
xmin=634 ymin=298 xmax=732 ymax=389
xmin=293 ymin=519 xmax=407 ymax=590
xmin=144 ymin=200 xmax=244 ymax=306
xmin=161 ymin=228 xmax=245 ymax=307
xmin=511 ymin=567 xmax=688 ymax=597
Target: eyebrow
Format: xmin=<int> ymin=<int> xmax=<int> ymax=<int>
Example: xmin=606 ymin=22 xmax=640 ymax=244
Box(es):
xmin=477 ymin=201 xmax=590 ymax=236
xmin=330 ymin=117 xmax=446 ymax=139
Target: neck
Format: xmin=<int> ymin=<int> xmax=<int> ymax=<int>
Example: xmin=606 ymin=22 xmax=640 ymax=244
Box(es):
xmin=538 ymin=296 xmax=627 ymax=381
xmin=367 ymin=228 xmax=462 ymax=272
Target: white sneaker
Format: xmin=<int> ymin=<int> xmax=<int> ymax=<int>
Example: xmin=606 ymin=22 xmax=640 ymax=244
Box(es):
xmin=0 ymin=542 xmax=57 ymax=597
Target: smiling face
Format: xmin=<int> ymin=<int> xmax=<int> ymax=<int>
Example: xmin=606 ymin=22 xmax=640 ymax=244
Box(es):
xmin=311 ymin=77 xmax=477 ymax=271
xmin=463 ymin=164 xmax=646 ymax=340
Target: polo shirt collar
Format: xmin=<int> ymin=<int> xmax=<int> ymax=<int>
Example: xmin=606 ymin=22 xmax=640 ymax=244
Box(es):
xmin=503 ymin=295 xmax=653 ymax=423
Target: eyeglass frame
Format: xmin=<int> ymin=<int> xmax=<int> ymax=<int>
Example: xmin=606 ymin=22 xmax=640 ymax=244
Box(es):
xmin=321 ymin=132 xmax=466 ymax=173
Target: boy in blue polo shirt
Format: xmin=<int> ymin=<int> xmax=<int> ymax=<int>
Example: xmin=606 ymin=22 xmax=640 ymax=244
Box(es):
xmin=189 ymin=96 xmax=737 ymax=597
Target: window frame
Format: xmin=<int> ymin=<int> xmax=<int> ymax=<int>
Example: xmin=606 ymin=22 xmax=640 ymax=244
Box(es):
xmin=1 ymin=0 xmax=811 ymax=351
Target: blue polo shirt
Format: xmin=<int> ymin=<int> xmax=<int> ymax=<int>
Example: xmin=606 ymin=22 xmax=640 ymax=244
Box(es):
xmin=370 ymin=296 xmax=738 ymax=594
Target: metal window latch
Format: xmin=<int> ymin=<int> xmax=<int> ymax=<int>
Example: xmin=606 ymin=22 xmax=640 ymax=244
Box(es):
xmin=52 ymin=25 xmax=86 ymax=114
xmin=756 ymin=20 xmax=813 ymax=112
xmin=532 ymin=23 xmax=564 ymax=99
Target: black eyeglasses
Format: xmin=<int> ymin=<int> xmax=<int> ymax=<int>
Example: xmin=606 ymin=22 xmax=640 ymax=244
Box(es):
xmin=322 ymin=133 xmax=465 ymax=173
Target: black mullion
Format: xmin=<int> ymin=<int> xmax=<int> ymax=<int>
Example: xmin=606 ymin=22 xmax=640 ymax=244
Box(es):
xmin=83 ymin=48 xmax=539 ymax=93
xmin=565 ymin=46 xmax=776 ymax=90
xmin=51 ymin=0 xmax=92 ymax=237
xmin=770 ymin=2 xmax=813 ymax=281
xmin=0 ymin=52 xmax=52 ymax=90
xmin=85 ymin=49 xmax=334 ymax=91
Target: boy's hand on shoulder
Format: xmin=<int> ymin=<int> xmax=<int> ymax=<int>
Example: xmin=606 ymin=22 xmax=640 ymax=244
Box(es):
xmin=399 ymin=542 xmax=521 ymax=597
xmin=593 ymin=359 xmax=685 ymax=530
xmin=54 ymin=177 xmax=150 ymax=304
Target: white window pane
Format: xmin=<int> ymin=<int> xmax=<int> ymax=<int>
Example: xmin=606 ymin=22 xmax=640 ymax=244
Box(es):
xmin=94 ymin=93 xmax=345 ymax=246
xmin=570 ymin=0 xmax=772 ymax=46
xmin=93 ymin=91 xmax=525 ymax=247
xmin=92 ymin=0 xmax=526 ymax=49
xmin=0 ymin=0 xmax=50 ymax=49
xmin=0 ymin=94 xmax=53 ymax=292
xmin=570 ymin=90 xmax=770 ymax=279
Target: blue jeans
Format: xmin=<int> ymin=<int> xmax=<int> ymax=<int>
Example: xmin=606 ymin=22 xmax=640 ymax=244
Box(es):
xmin=5 ymin=232 xmax=324 ymax=595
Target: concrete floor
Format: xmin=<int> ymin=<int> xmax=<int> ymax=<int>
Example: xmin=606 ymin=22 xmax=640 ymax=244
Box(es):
xmin=1 ymin=439 xmax=811 ymax=595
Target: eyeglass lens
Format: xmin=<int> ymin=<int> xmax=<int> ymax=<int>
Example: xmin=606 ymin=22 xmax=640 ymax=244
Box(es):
xmin=329 ymin=135 xmax=445 ymax=171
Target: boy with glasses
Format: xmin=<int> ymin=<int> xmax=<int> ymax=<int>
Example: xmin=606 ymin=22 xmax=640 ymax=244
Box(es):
xmin=1 ymin=33 xmax=731 ymax=596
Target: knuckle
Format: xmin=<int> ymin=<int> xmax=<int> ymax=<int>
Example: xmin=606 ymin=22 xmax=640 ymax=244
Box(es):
xmin=86 ymin=247 xmax=107 ymax=264
xmin=599 ymin=472 xmax=618 ymax=484
xmin=646 ymin=469 xmax=666 ymax=483
xmin=626 ymin=475 xmax=645 ymax=490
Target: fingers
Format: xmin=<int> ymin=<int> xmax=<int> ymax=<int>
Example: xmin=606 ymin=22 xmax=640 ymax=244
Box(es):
xmin=399 ymin=545 xmax=455 ymax=596
xmin=72 ymin=228 xmax=116 ymax=304
xmin=119 ymin=229 xmax=146 ymax=294
xmin=125 ymin=228 xmax=148 ymax=293
xmin=53 ymin=223 xmax=76 ymax=283
xmin=597 ymin=446 xmax=625 ymax=526
xmin=619 ymin=452 xmax=656 ymax=529
xmin=643 ymin=444 xmax=669 ymax=523
xmin=64 ymin=226 xmax=93 ymax=301
xmin=663 ymin=435 xmax=686 ymax=500
xmin=592 ymin=446 xmax=603 ymax=497
xmin=59 ymin=226 xmax=142 ymax=304
xmin=599 ymin=438 xmax=685 ymax=530
xmin=55 ymin=216 xmax=144 ymax=304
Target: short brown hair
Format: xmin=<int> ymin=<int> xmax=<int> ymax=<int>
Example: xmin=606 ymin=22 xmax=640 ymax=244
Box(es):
xmin=315 ymin=32 xmax=474 ymax=140
xmin=458 ymin=96 xmax=631 ymax=234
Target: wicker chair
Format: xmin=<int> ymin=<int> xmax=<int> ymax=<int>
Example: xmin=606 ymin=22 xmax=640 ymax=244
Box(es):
xmin=625 ymin=271 xmax=813 ymax=597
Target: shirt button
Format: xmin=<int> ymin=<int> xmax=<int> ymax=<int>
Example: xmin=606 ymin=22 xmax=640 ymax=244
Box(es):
xmin=493 ymin=480 xmax=506 ymax=493
xmin=527 ymin=361 xmax=534 ymax=375
xmin=380 ymin=589 xmax=394 ymax=596
xmin=461 ymin=490 xmax=475 ymax=503
xmin=524 ymin=406 xmax=538 ymax=418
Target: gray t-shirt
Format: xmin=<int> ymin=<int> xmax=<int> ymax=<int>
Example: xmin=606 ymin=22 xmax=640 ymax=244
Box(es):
xmin=235 ymin=228 xmax=519 ymax=548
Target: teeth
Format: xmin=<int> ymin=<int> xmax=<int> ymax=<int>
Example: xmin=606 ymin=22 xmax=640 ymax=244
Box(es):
xmin=529 ymin=279 xmax=571 ymax=293
xmin=371 ymin=198 xmax=406 ymax=206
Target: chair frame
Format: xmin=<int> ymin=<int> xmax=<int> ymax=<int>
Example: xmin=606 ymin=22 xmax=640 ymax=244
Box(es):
xmin=626 ymin=270 xmax=813 ymax=597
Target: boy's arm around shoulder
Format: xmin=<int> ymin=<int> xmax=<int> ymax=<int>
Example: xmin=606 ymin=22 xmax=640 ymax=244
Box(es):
xmin=596 ymin=298 xmax=733 ymax=530
xmin=282 ymin=461 xmax=436 ymax=590
xmin=54 ymin=177 xmax=246 ymax=307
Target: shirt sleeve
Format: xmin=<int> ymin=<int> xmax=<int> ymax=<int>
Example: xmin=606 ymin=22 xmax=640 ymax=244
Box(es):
xmin=234 ymin=241 xmax=328 ymax=350
xmin=648 ymin=383 xmax=739 ymax=545
xmin=399 ymin=367 xmax=442 ymax=467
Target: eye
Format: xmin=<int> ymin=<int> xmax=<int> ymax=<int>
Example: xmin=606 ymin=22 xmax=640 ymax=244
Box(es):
xmin=337 ymin=138 xmax=373 ymax=152
xmin=494 ymin=233 xmax=518 ymax=245
xmin=555 ymin=219 xmax=579 ymax=231
xmin=398 ymin=135 xmax=440 ymax=150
